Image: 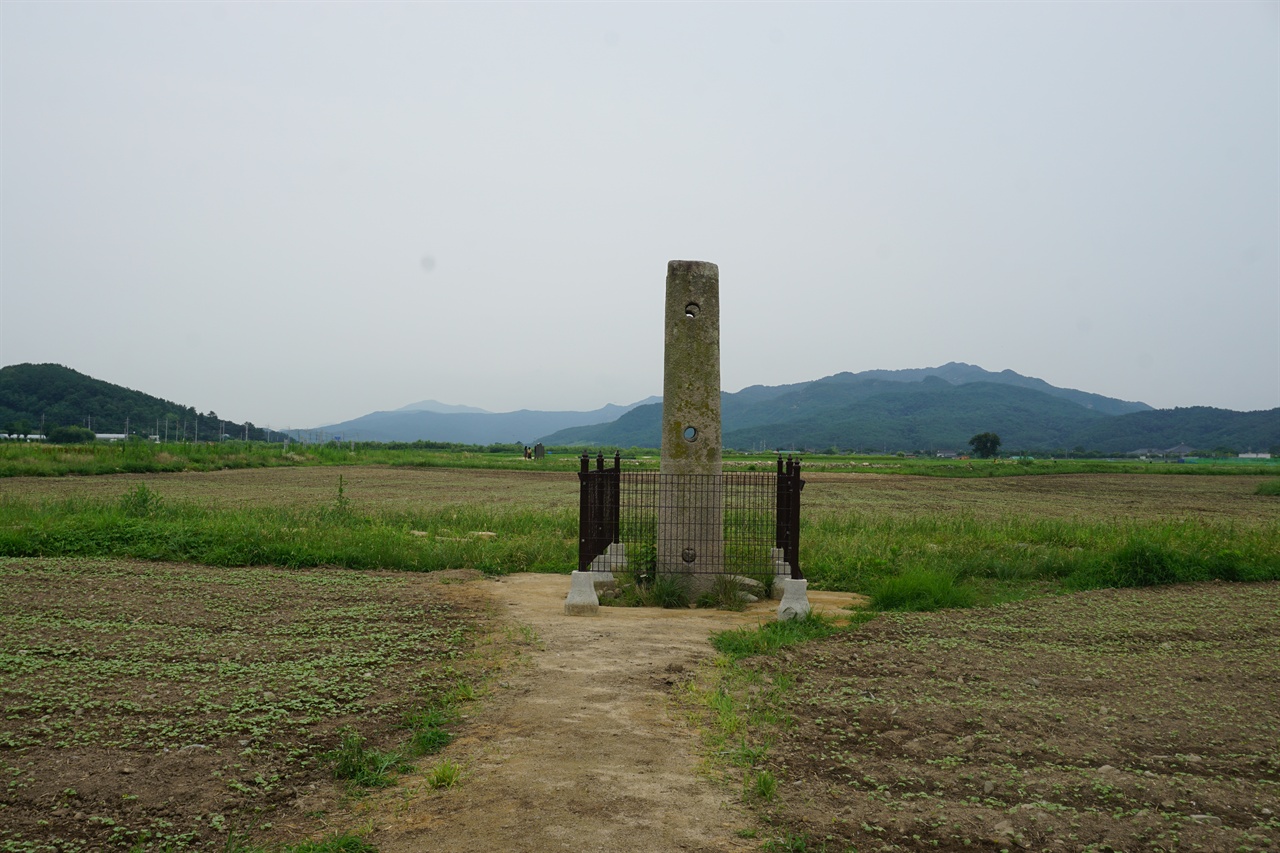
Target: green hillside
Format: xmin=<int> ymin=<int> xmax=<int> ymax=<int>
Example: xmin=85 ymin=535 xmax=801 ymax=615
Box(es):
xmin=1064 ymin=407 xmax=1280 ymax=454
xmin=540 ymin=374 xmax=1278 ymax=455
xmin=0 ymin=363 xmax=266 ymax=441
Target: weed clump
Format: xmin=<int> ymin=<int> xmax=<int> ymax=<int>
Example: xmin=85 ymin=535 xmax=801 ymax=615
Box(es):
xmin=870 ymin=567 xmax=977 ymax=612
xmin=712 ymin=612 xmax=848 ymax=660
xmin=425 ymin=758 xmax=463 ymax=789
xmin=327 ymin=728 xmax=405 ymax=788
xmin=603 ymin=568 xmax=691 ymax=608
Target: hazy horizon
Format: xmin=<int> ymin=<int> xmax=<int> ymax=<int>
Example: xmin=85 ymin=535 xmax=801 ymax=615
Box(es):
xmin=3 ymin=2 xmax=1276 ymax=428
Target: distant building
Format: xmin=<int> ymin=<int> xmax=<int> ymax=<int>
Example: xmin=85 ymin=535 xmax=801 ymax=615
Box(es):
xmin=94 ymin=434 xmax=130 ymax=442
xmin=1239 ymin=452 xmax=1272 ymax=459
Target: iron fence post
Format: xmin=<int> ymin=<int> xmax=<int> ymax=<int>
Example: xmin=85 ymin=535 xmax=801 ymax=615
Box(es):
xmin=578 ymin=452 xmax=591 ymax=571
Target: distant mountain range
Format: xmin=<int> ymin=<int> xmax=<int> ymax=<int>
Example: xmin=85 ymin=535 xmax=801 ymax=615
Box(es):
xmin=307 ymin=397 xmax=662 ymax=445
xmin=4 ymin=362 xmax=1275 ymax=454
xmin=538 ymin=364 xmax=1278 ymax=455
xmin=395 ymin=399 xmax=492 ymax=415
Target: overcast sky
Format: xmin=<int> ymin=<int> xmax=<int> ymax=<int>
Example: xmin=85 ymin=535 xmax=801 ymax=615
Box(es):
xmin=2 ymin=1 xmax=1276 ymax=429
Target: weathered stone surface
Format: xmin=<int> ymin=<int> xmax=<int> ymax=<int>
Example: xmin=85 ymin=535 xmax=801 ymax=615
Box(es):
xmin=660 ymin=260 xmax=722 ymax=476
xmin=658 ymin=260 xmax=723 ymax=592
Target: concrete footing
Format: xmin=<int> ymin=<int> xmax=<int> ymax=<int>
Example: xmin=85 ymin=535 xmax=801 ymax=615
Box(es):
xmin=776 ymin=578 xmax=811 ymax=621
xmin=770 ymin=548 xmax=791 ymax=600
xmin=564 ymin=570 xmax=600 ymax=616
xmin=588 ymin=543 xmax=627 ymax=582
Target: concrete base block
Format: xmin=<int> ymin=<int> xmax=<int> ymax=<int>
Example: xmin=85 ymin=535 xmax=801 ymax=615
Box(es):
xmin=771 ymin=548 xmax=790 ymax=600
xmin=588 ymin=543 xmax=627 ymax=582
xmin=777 ymin=578 xmax=811 ymax=621
xmin=564 ymin=570 xmax=600 ymax=616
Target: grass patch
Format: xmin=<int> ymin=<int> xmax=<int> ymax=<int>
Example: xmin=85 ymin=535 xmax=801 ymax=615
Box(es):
xmin=0 ymin=486 xmax=577 ymax=575
xmin=278 ymin=835 xmax=378 ymax=853
xmin=869 ymin=566 xmax=978 ymax=612
xmin=602 ymin=569 xmax=692 ymax=608
xmin=328 ymin=728 xmax=406 ymax=788
xmin=424 ymin=758 xmax=463 ymax=789
xmin=1257 ymin=478 xmax=1280 ymax=496
xmin=711 ymin=611 xmax=852 ymax=660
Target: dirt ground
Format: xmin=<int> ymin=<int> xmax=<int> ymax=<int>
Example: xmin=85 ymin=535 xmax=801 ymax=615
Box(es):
xmin=301 ymin=575 xmax=862 ymax=853
xmin=751 ymin=582 xmax=1280 ymax=851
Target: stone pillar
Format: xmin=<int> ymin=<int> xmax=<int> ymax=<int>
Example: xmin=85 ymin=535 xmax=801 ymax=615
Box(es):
xmin=658 ymin=260 xmax=723 ymax=592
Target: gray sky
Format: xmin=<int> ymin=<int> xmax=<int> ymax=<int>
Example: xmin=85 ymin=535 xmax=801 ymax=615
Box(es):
xmin=2 ymin=1 xmax=1276 ymax=429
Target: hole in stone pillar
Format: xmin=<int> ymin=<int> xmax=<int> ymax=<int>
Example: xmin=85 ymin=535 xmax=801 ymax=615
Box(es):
xmin=684 ymin=302 xmax=700 ymax=318
xmin=683 ymin=426 xmax=698 ymax=442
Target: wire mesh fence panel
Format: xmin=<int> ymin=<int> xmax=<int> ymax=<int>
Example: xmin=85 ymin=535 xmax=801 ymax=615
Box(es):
xmin=579 ymin=456 xmax=803 ymax=579
xmin=609 ymin=472 xmax=780 ymax=577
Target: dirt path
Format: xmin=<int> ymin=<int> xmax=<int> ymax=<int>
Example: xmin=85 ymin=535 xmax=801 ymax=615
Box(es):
xmin=333 ymin=574 xmax=861 ymax=852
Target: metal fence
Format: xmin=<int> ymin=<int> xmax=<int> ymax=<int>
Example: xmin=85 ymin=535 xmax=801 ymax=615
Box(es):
xmin=577 ymin=453 xmax=803 ymax=579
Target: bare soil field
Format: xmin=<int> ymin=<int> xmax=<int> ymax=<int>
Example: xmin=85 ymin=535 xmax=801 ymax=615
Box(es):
xmin=3 ymin=558 xmax=1278 ymax=851
xmin=5 ymin=467 xmax=1275 ymax=528
xmin=0 ymin=466 xmax=579 ymax=513
xmin=802 ymin=471 xmax=1277 ymax=526
xmin=0 ymin=558 xmax=493 ymax=851
xmin=747 ymin=582 xmax=1280 ymax=851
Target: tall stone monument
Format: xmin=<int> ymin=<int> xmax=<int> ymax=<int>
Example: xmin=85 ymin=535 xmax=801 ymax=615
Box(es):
xmin=658 ymin=260 xmax=723 ymax=592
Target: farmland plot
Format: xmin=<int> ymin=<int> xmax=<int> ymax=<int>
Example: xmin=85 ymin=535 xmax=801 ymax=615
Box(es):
xmin=731 ymin=582 xmax=1280 ymax=851
xmin=0 ymin=558 xmax=491 ymax=851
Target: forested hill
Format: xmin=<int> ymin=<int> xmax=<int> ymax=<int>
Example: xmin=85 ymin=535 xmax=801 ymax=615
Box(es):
xmin=540 ymin=371 xmax=1278 ymax=455
xmin=0 ymin=363 xmax=265 ymax=440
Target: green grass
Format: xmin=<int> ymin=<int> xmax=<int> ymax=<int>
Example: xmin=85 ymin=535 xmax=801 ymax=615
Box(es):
xmin=868 ymin=566 xmax=978 ymax=611
xmin=424 ymin=758 xmax=463 ymax=789
xmin=0 ymin=486 xmax=577 ymax=575
xmin=327 ymin=728 xmax=406 ymax=788
xmin=228 ymin=833 xmax=377 ymax=853
xmin=711 ymin=611 xmax=856 ymax=660
xmin=4 ymin=482 xmax=1277 ymax=607
xmin=802 ymin=513 xmax=1280 ymax=605
xmin=1257 ymin=478 xmax=1280 ymax=496
xmin=602 ymin=569 xmax=693 ymax=608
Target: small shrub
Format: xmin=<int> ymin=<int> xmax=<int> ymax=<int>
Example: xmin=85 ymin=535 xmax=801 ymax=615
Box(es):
xmin=870 ymin=567 xmax=976 ymax=612
xmin=631 ymin=541 xmax=657 ymax=583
